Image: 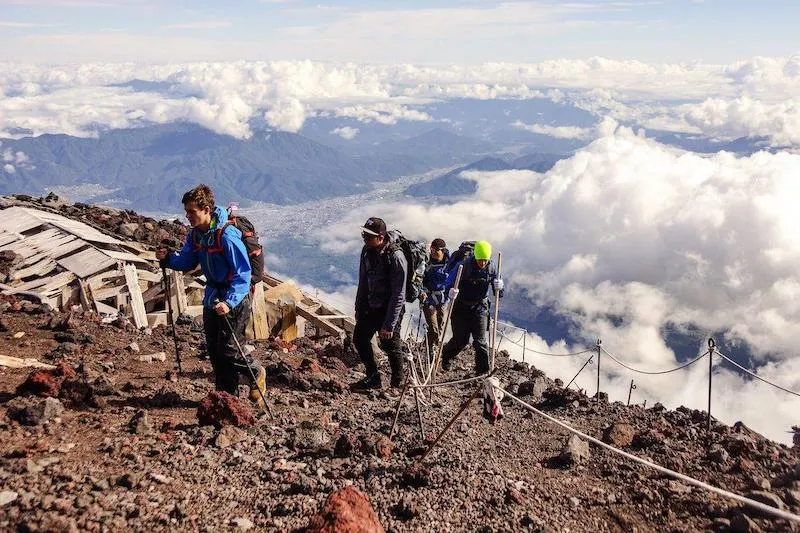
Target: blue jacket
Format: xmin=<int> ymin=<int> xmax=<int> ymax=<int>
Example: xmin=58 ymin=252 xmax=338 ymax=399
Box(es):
xmin=422 ymin=250 xmax=450 ymax=307
xmin=165 ymin=205 xmax=251 ymax=310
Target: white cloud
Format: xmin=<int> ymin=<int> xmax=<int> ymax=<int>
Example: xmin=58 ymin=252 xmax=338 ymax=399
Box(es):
xmin=512 ymin=117 xmax=619 ymax=140
xmin=162 ymin=20 xmax=232 ymax=30
xmin=319 ymin=125 xmax=800 ymax=443
xmin=1 ymin=56 xmax=800 ymax=143
xmin=3 ymin=163 xmax=15 ymax=174
xmin=330 ymin=126 xmax=358 ymax=140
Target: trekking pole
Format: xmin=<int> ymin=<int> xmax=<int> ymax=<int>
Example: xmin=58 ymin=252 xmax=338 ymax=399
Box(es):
xmin=415 ymin=302 xmax=423 ymax=344
xmin=215 ymin=299 xmax=273 ymax=418
xmin=430 ymin=264 xmax=463 ymax=387
xmin=490 ymin=251 xmax=502 ymax=373
xmin=162 ymin=266 xmax=183 ymax=374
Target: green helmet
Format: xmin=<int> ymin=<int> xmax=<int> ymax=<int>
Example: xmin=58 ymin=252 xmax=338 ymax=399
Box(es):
xmin=474 ymin=240 xmax=492 ymax=260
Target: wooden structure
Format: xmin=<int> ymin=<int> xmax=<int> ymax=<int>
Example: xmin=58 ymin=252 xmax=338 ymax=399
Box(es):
xmin=0 ymin=201 xmax=354 ymax=340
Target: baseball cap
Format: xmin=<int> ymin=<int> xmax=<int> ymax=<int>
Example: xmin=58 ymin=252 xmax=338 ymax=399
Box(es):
xmin=360 ymin=217 xmax=386 ymax=236
xmin=431 ymin=238 xmax=446 ymax=249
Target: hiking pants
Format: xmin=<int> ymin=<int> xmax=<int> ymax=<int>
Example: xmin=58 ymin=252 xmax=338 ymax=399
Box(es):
xmin=441 ymin=304 xmax=489 ymax=374
xmin=353 ymin=305 xmax=406 ymax=379
xmin=203 ymin=295 xmax=259 ymax=395
xmin=422 ymin=304 xmax=445 ymax=360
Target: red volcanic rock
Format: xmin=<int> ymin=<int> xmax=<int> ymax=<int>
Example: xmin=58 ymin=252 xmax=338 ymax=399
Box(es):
xmin=197 ymin=391 xmax=255 ymax=428
xmin=304 ymin=486 xmax=384 ymax=533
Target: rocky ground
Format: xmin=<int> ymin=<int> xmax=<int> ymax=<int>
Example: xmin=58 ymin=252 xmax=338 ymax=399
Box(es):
xmin=1 ymin=194 xmax=799 ymax=532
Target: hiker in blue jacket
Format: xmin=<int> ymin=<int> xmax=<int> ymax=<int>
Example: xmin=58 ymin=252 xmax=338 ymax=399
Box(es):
xmin=156 ymin=184 xmax=266 ymax=405
xmin=351 ymin=217 xmax=408 ymax=391
xmin=440 ymin=240 xmax=504 ymax=376
xmin=419 ymin=238 xmax=450 ymax=358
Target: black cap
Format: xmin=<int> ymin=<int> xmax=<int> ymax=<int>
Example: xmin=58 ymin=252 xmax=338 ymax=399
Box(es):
xmin=431 ymin=238 xmax=446 ymax=249
xmin=360 ymin=217 xmax=386 ymax=236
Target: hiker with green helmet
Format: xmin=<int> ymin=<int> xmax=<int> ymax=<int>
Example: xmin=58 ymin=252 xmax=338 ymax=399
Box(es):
xmin=440 ymin=240 xmax=504 ymax=376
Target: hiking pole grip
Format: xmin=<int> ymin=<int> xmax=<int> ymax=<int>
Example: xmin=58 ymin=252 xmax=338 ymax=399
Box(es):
xmin=162 ymin=266 xmax=183 ymax=374
xmin=490 ymin=252 xmax=502 ymax=373
xmin=213 ymin=298 xmax=273 ymax=418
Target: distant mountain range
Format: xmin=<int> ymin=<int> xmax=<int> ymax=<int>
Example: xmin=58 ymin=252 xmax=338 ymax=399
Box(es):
xmin=405 ymin=153 xmax=566 ymax=197
xmin=0 ymin=123 xmax=497 ymax=210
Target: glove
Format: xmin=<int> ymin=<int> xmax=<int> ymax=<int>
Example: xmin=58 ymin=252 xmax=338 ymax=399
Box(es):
xmin=448 ymin=288 xmax=459 ymax=300
xmin=493 ymin=278 xmax=504 ymax=292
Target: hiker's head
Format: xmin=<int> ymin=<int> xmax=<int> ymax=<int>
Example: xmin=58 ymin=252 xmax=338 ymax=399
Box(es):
xmin=474 ymin=240 xmax=491 ymax=269
xmin=430 ymin=238 xmax=446 ymax=262
xmin=182 ymin=184 xmax=215 ymax=229
xmin=360 ymin=217 xmax=386 ymax=249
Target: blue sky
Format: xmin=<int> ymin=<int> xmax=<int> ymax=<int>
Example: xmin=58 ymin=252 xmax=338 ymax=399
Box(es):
xmin=1 ymin=0 xmax=799 ymax=64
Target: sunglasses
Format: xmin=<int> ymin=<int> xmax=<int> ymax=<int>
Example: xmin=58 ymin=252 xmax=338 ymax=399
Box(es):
xmin=362 ymin=232 xmax=379 ymax=240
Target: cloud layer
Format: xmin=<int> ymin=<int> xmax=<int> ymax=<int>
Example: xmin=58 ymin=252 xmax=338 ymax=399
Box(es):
xmin=319 ymin=124 xmax=800 ymax=443
xmin=2 ymin=56 xmax=800 ymax=145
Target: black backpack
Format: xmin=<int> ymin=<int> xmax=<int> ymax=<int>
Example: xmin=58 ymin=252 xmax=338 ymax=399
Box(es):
xmin=445 ymin=241 xmax=475 ymax=272
xmin=385 ymin=230 xmax=428 ymax=302
xmin=195 ymin=213 xmax=265 ymax=285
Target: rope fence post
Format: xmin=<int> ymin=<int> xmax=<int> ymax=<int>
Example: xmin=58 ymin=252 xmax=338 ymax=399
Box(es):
xmin=627 ymin=379 xmax=636 ymax=406
xmin=707 ymin=338 xmax=715 ymax=431
xmin=522 ymin=330 xmax=527 ymax=364
xmin=490 ymin=251 xmax=503 ymax=373
xmin=566 ymin=356 xmax=593 ymax=389
xmin=596 ymin=338 xmax=602 ymax=404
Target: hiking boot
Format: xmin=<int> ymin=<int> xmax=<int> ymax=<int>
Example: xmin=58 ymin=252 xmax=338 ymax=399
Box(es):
xmin=440 ymin=357 xmax=454 ymax=372
xmin=248 ymin=366 xmax=267 ymax=405
xmin=350 ymin=372 xmax=382 ymax=392
xmin=390 ymin=372 xmax=406 ymax=389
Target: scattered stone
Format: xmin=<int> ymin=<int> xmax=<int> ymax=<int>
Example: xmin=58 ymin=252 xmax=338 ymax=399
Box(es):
xmin=127 ymin=342 xmax=140 ymax=353
xmin=9 ymin=397 xmax=64 ymax=426
xmin=602 ymin=423 xmax=635 ymax=448
xmin=0 ymin=491 xmax=18 ymax=506
xmin=391 ymin=497 xmax=420 ymax=520
xmin=197 ymin=391 xmax=255 ymax=428
xmin=730 ymin=512 xmax=762 ymax=533
xmin=304 ymin=486 xmax=384 ymax=533
xmin=517 ymin=376 xmax=548 ymax=399
xmin=292 ymin=420 xmax=331 ymax=453
xmin=12 ymin=331 xmax=25 ymax=339
xmin=231 ymin=517 xmax=254 ymax=531
xmin=129 ymin=410 xmax=152 ymax=435
xmin=559 ymin=435 xmax=590 ymax=466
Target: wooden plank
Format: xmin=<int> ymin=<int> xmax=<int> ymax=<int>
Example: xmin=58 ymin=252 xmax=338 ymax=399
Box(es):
xmin=147 ymin=312 xmax=168 ymax=329
xmin=295 ymin=301 xmax=345 ymax=338
xmin=141 ymin=282 xmax=164 ymax=304
xmin=78 ymin=279 xmax=96 ymax=312
xmin=0 ymin=231 xmax=20 ymax=247
xmin=0 ymin=206 xmax=46 ymax=234
xmin=12 ymin=258 xmax=58 ymax=280
xmin=280 ymin=300 xmax=298 ymax=342
xmin=16 ymin=271 xmax=75 ymax=293
xmin=136 ymin=269 xmax=163 ymax=283
xmin=0 ymin=355 xmax=56 ymax=370
xmin=92 ymin=284 xmax=127 ymax=302
xmin=25 ymin=208 xmax=122 ymax=245
xmin=169 ymin=270 xmax=187 ymax=318
xmin=123 ymin=264 xmax=148 ymax=330
xmin=57 ymin=247 xmax=116 ymax=278
xmin=249 ymin=282 xmax=269 ymax=340
xmin=103 ymin=249 xmax=149 ymax=264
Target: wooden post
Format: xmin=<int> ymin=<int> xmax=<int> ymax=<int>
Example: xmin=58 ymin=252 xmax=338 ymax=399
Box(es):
xmin=123 ymin=264 xmax=148 ymax=330
xmin=279 ymin=296 xmax=298 ymax=341
xmin=249 ymin=282 xmax=269 ymax=340
xmin=169 ymin=270 xmax=187 ymax=320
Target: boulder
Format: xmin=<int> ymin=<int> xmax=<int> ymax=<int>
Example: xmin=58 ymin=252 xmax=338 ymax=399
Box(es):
xmin=559 ymin=435 xmax=590 ymax=466
xmin=304 ymin=486 xmax=384 ymax=533
xmin=602 ymin=423 xmax=635 ymax=448
xmin=197 ymin=391 xmax=255 ymax=428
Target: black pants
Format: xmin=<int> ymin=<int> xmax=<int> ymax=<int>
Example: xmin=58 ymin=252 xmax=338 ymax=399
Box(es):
xmin=353 ymin=306 xmax=405 ymax=378
xmin=441 ymin=304 xmax=489 ymax=374
xmin=203 ymin=295 xmax=258 ymax=395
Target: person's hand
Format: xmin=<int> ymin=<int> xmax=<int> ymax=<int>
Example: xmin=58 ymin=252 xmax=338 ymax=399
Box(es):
xmin=379 ymin=328 xmax=392 ymax=339
xmin=493 ymin=278 xmax=505 ymax=292
xmin=418 ymin=292 xmax=427 ymax=303
xmin=156 ymin=248 xmax=168 ymax=261
xmin=214 ymin=301 xmax=230 ymax=315
xmin=448 ymin=288 xmax=459 ymax=300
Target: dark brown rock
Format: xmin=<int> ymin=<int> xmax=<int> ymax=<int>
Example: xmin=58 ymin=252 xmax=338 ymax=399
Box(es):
xmin=196 ymin=391 xmax=255 ymax=428
xmin=304 ymin=486 xmax=384 ymax=533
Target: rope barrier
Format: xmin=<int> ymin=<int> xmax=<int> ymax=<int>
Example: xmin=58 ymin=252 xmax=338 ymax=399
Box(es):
xmin=600 ymin=347 xmax=710 ymax=375
xmin=716 ymin=351 xmax=800 ymax=399
xmin=497 ymin=386 xmax=800 ymax=524
xmin=411 ymin=373 xmax=488 ymax=390
xmin=496 ymin=330 xmax=594 ymax=357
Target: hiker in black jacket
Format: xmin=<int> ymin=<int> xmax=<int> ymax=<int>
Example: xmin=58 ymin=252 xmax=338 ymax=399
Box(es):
xmin=351 ymin=217 xmax=408 ymax=391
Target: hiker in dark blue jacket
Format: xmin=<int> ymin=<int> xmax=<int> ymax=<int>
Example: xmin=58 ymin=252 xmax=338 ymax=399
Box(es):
xmin=419 ymin=238 xmax=450 ymax=358
xmin=156 ymin=184 xmax=266 ymax=405
xmin=441 ymin=240 xmax=504 ymax=376
xmin=351 ymin=217 xmax=408 ymax=391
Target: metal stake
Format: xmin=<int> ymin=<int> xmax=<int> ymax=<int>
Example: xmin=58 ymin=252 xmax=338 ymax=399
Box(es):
xmin=707 ymin=338 xmax=715 ymax=431
xmin=566 ymin=356 xmax=593 ymax=390
xmin=627 ymin=379 xmax=637 ymax=406
xmin=389 ymin=374 xmax=412 ymax=441
xmin=420 ymin=385 xmax=482 ymax=463
xmin=596 ymin=338 xmax=602 ymax=404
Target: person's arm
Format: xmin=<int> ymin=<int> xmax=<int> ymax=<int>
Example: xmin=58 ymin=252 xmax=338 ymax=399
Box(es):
xmin=444 ymin=260 xmax=463 ymax=290
xmin=221 ymin=228 xmax=252 ymax=309
xmin=354 ymin=248 xmax=367 ymax=317
xmin=162 ymin=232 xmax=199 ymax=272
xmin=382 ymin=249 xmax=407 ymax=331
xmin=490 ymin=264 xmax=504 ymax=298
